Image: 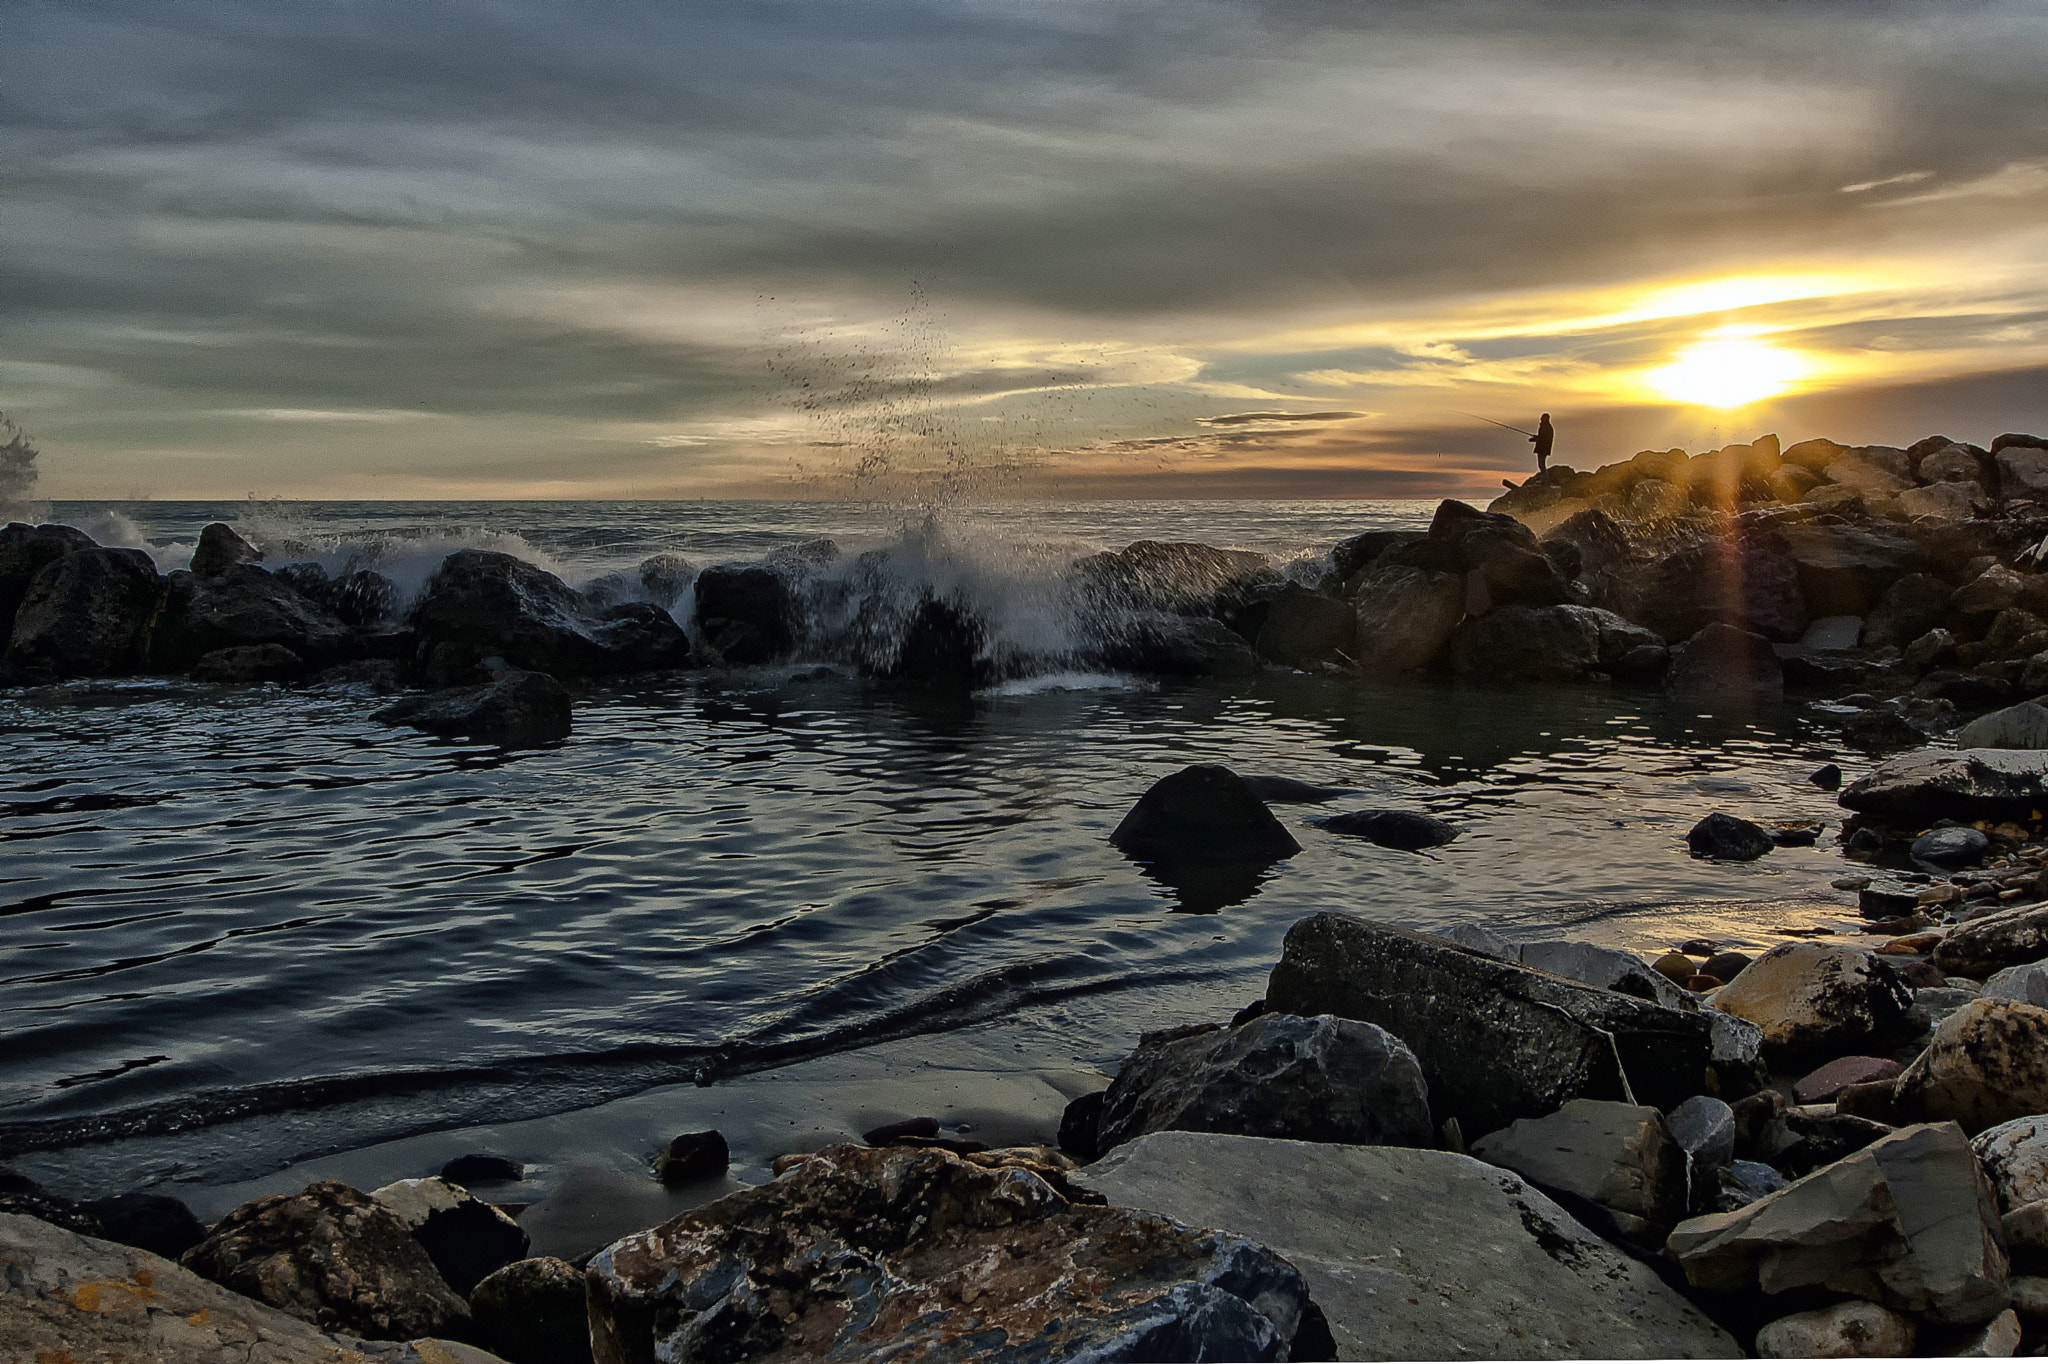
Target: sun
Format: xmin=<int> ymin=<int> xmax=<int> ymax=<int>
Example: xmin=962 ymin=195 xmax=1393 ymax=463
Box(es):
xmin=1644 ymin=328 xmax=1815 ymax=408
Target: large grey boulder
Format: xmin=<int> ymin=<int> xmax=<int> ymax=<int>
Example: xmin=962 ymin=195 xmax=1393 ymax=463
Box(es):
xmin=1351 ymin=563 xmax=1466 ymax=673
xmin=1519 ymin=939 xmax=1695 ymax=1010
xmin=1265 ymin=914 xmax=1714 ymax=1137
xmin=1077 ymin=1131 xmax=1741 ymax=1360
xmin=5 ymin=545 xmax=163 ymax=680
xmin=1469 ymin=1099 xmax=1687 ymax=1236
xmin=1938 ymin=903 xmax=2048 ymax=979
xmin=1895 ymin=998 xmax=2048 ymax=1135
xmin=1091 ymin=611 xmax=1260 ymax=678
xmin=0 ymin=1212 xmax=506 ymax=1364
xmin=586 ymin=1142 xmax=1320 ymax=1364
xmin=1974 ymin=1116 xmax=2048 ymax=1213
xmin=1684 ymin=942 xmax=1912 ymax=1065
xmin=1983 ymin=960 xmax=2048 ymax=1008
xmin=1842 ymin=749 xmax=2048 ymax=827
xmin=1668 ymin=1122 xmax=2010 ymax=1326
xmin=1095 ymin=1012 xmax=1433 ymax=1154
xmin=1109 ymin=764 xmax=1302 ymax=863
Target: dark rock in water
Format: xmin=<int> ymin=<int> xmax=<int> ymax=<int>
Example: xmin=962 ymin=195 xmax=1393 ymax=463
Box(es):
xmin=1058 ymin=1090 xmax=1107 ymax=1162
xmin=1316 ymin=808 xmax=1458 ymax=851
xmin=83 ymin=1191 xmax=207 ymax=1260
xmin=409 ymin=549 xmax=612 ymax=679
xmin=655 ymin=1129 xmax=730 ymax=1185
xmin=1239 ymin=774 xmax=1355 ymax=803
xmin=471 ymin=1256 xmax=594 ymax=1364
xmin=0 ymin=520 xmax=95 ymax=638
xmin=1447 ymin=603 xmax=1600 ymax=682
xmin=873 ymin=595 xmax=991 ymax=688
xmin=1266 ymin=913 xmax=1714 ymax=1138
xmin=1089 ymin=611 xmax=1259 ymax=678
xmin=5 ymin=546 xmax=162 ymax=681
xmin=1687 ymin=812 xmax=1774 ymax=861
xmin=189 ymin=521 xmax=263 ymax=577
xmin=1769 ymin=823 xmax=1820 ymax=847
xmin=1096 ymin=1012 xmax=1434 ymax=1154
xmin=372 ymin=1175 xmax=531 ymax=1299
xmin=192 ymin=642 xmax=306 ymax=683
xmin=1075 ymin=539 xmax=1275 ymax=615
xmin=1349 ymin=563 xmax=1465 ymax=673
xmin=152 ymin=563 xmax=355 ymax=670
xmin=1914 ymin=825 xmax=1991 ymax=869
xmin=1860 ymin=884 xmax=1919 ymax=922
xmin=861 ymin=1115 xmax=941 ymax=1146
xmin=587 ymin=1143 xmax=1319 ymax=1364
xmin=1810 ymin=763 xmax=1843 ymax=790
xmin=588 ymin=600 xmax=690 ymax=673
xmin=1253 ymin=583 xmax=1355 ymax=666
xmin=1111 ymin=764 xmax=1302 ymax=863
xmin=440 ymin=1153 xmax=523 ymax=1186
xmin=1841 ymin=706 xmax=1927 ymax=750
xmin=372 ymin=669 xmax=572 ymax=747
xmin=1330 ymin=529 xmax=1422 ymax=583
xmin=1840 ymin=747 xmax=2048 ymax=826
xmin=1665 ymin=622 xmax=1783 ymax=697
xmin=180 ymin=1178 xmax=470 ymax=1340
xmin=1780 ymin=653 xmax=1863 ymax=689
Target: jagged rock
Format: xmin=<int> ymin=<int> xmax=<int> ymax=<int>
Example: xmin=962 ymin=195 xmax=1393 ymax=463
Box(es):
xmin=180 ymin=1180 xmax=470 ymax=1340
xmin=1350 ymin=563 xmax=1465 ymax=672
xmin=1998 ymin=447 xmax=2048 ymax=499
xmin=1754 ymin=1108 xmax=1897 ymax=1180
xmin=406 ymin=550 xmax=614 ymax=680
xmin=1936 ymin=903 xmax=2048 ymax=978
xmin=5 ymin=546 xmax=162 ymax=680
xmin=1779 ymin=523 xmax=1927 ymax=616
xmin=1470 ymin=1098 xmax=1686 ymax=1236
xmin=1901 ymin=481 xmax=1983 ymax=519
xmin=1840 ymin=748 xmax=2048 ymax=828
xmin=1253 ymin=583 xmax=1355 ymax=665
xmin=1314 ymin=808 xmax=1458 ymax=850
xmin=1076 ymin=540 xmax=1273 ymax=614
xmin=691 ymin=562 xmax=799 ymax=664
xmin=1975 ymin=1116 xmax=2048 ymax=1212
xmin=1960 ymin=703 xmax=2048 ymax=750
xmin=372 ymin=669 xmax=572 ymax=747
xmin=587 ymin=1142 xmax=1319 ymax=1364
xmin=193 ymin=642 xmax=307 ymax=683
xmin=1109 ymin=765 xmax=1302 ymax=863
xmin=1424 ymin=499 xmax=1572 ymax=605
xmin=152 ymin=564 xmax=356 ymax=669
xmin=1091 ymin=611 xmax=1259 ymax=677
xmin=1793 ymin=1056 xmax=1901 ymax=1105
xmin=1329 ymin=529 xmax=1421 ymax=582
xmin=1983 ymin=960 xmax=2048 ymax=1008
xmin=867 ymin=595 xmax=993 ymax=688
xmin=1264 ymin=913 xmax=1714 ymax=1138
xmin=190 ymin=521 xmax=263 ymax=577
xmin=655 ymin=1130 xmax=729 ymax=1185
xmin=1518 ymin=939 xmax=1694 ymax=1009
xmin=470 ymin=1257 xmax=592 ymax=1364
xmin=1713 ymin=1160 xmax=1788 ymax=1211
xmin=1955 ymin=565 xmax=2044 ymax=617
xmin=371 ymin=1177 xmax=530 ymax=1298
xmin=1447 ymin=602 xmax=1603 ymax=681
xmin=1095 ymin=1012 xmax=1432 ymax=1154
xmin=1668 ymin=1122 xmax=2009 ymax=1325
xmin=1783 ymin=438 xmax=1851 ymax=473
xmin=0 ymin=520 xmax=95 ymax=638
xmin=586 ymin=601 xmax=690 ymax=675
xmin=1708 ymin=942 xmax=1913 ymax=1064
xmin=1622 ymin=536 xmax=1809 ymax=642
xmin=1895 ymin=997 xmax=2048 ymax=1134
xmin=1951 ymin=1308 xmax=2022 ymax=1356
xmin=1076 ymin=1131 xmax=1741 ymax=1360
xmin=1687 ymin=812 xmax=1775 ymax=861
xmin=1753 ymin=1299 xmax=1917 ymax=1358
xmin=1666 ymin=622 xmax=1784 ymax=697
xmin=0 ymin=1213 xmax=505 ymax=1364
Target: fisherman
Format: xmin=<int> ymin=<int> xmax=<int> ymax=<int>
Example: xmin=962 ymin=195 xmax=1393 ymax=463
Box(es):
xmin=1529 ymin=413 xmax=1555 ymax=473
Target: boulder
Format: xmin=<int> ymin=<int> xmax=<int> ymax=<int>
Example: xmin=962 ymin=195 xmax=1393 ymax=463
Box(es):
xmin=193 ymin=642 xmax=307 ymax=683
xmin=4 ymin=546 xmax=162 ymax=680
xmin=372 ymin=670 xmax=573 ymax=748
xmin=691 ymin=562 xmax=796 ymax=663
xmin=1960 ymin=703 xmax=2048 ymax=750
xmin=1265 ymin=913 xmax=1714 ymax=1138
xmin=83 ymin=1191 xmax=208 ymax=1260
xmin=1779 ymin=523 xmax=1927 ymax=617
xmin=0 ymin=520 xmax=95 ymax=638
xmin=1714 ymin=1160 xmax=1789 ymax=1212
xmin=1470 ymin=1099 xmax=1687 ymax=1235
xmin=1668 ymin=1095 xmax=1738 ymax=1211
xmin=586 ymin=1142 xmax=1320 ymax=1364
xmin=1329 ymin=529 xmax=1422 ymax=582
xmin=1707 ymin=942 xmax=1913 ymax=1064
xmin=1997 ymin=447 xmax=2048 ymax=500
xmin=1109 ymin=765 xmax=1302 ymax=863
xmin=1096 ymin=1012 xmax=1433 ymax=1154
xmin=371 ymin=1177 xmax=530 ymax=1298
xmin=190 ymin=521 xmax=263 ymax=577
xmin=1666 ymin=622 xmax=1784 ymax=697
xmin=1350 ymin=563 xmax=1466 ymax=672
xmin=470 ymin=1257 xmax=592 ymax=1364
xmin=1687 ymin=812 xmax=1775 ymax=861
xmin=1668 ymin=1122 xmax=2009 ymax=1325
xmin=1865 ymin=573 xmax=1955 ymax=648
xmin=152 ymin=564 xmax=358 ymax=669
xmin=1314 ymin=808 xmax=1458 ymax=851
xmin=1937 ymin=903 xmax=2048 ymax=979
xmin=1252 ymin=583 xmax=1355 ymax=665
xmin=1793 ymin=1056 xmax=1901 ymax=1105
xmin=0 ymin=1212 xmax=504 ymax=1364
xmin=1840 ymin=749 xmax=2048 ymax=828
xmin=1075 ymin=539 xmax=1273 ymax=615
xmin=1783 ymin=437 xmax=1851 ymax=473
xmin=1090 ymin=611 xmax=1259 ymax=677
xmin=1983 ymin=960 xmax=2048 ymax=1008
xmin=440 ymin=1154 xmax=524 ymax=1187
xmin=1446 ymin=602 xmax=1601 ymax=681
xmin=1901 ymin=481 xmax=1983 ymax=519
xmin=1437 ymin=921 xmax=1517 ymax=960
xmin=409 ymin=549 xmax=614 ymax=680
xmin=1518 ymin=939 xmax=1694 ymax=1010
xmin=1076 ymin=1131 xmax=1741 ymax=1360
xmin=1753 ymin=1299 xmax=1917 ymax=1358
xmin=1621 ymin=536 xmax=1809 ymax=642
xmin=1954 ymin=565 xmax=2043 ymax=617
xmin=655 ymin=1129 xmax=730 ymax=1186
xmin=1914 ymin=826 xmax=1993 ymax=868
xmin=1922 ymin=442 xmax=1995 ymax=486
xmin=1423 ymin=499 xmax=1572 ymax=605
xmin=1951 ymin=1307 xmax=2022 ymax=1355
xmin=180 ymin=1179 xmax=470 ymax=1340
xmin=1895 ymin=998 xmax=2048 ymax=1134
xmin=1976 ymin=1117 xmax=2048 ymax=1212
xmin=585 ymin=601 xmax=690 ymax=675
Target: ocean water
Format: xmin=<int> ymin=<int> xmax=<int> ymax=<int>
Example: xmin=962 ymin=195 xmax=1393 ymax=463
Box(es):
xmin=2 ymin=499 xmax=1864 ymax=1195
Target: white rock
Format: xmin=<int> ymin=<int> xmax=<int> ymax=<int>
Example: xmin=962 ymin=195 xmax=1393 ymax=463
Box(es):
xmin=1518 ymin=938 xmax=1695 ymax=1009
xmin=1975 ymin=1115 xmax=2048 ymax=1212
xmin=1958 ymin=702 xmax=2048 ymax=751
xmin=1438 ymin=921 xmax=1517 ymax=961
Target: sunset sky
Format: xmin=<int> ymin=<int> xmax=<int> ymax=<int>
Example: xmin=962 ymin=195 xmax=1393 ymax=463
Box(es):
xmin=8 ymin=0 xmax=2048 ymax=501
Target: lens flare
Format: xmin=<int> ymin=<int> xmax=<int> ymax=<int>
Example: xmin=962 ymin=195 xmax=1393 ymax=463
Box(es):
xmin=1644 ymin=329 xmax=1814 ymax=408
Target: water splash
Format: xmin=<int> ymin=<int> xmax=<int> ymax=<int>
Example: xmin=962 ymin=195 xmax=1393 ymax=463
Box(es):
xmin=0 ymin=415 xmax=43 ymax=524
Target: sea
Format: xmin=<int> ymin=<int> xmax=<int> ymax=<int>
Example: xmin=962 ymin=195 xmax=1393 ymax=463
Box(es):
xmin=1 ymin=498 xmax=1862 ymax=1208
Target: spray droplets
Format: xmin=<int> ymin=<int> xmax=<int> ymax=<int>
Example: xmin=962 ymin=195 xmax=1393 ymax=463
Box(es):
xmin=0 ymin=413 xmax=41 ymax=522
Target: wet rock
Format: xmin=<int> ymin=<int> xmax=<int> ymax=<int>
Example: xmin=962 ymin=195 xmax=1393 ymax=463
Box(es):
xmin=1623 ymin=536 xmax=1809 ymax=642
xmin=690 ymin=562 xmax=799 ymax=665
xmin=1076 ymin=539 xmax=1273 ymax=615
xmin=860 ymin=1115 xmax=941 ymax=1146
xmin=1937 ymin=903 xmax=2048 ymax=978
xmin=1470 ymin=1098 xmax=1686 ymax=1236
xmin=1793 ymin=1056 xmax=1902 ymax=1105
xmin=372 ymin=669 xmax=572 ymax=747
xmin=1668 ymin=1122 xmax=2009 ymax=1325
xmin=0 ymin=1212 xmax=503 ymax=1364
xmin=868 ymin=595 xmax=992 ymax=689
xmin=1057 ymin=1090 xmax=1106 ymax=1163
xmin=193 ymin=642 xmax=306 ymax=683
xmin=1780 ymin=522 xmax=1928 ymax=617
xmin=83 ymin=1191 xmax=207 ymax=1260
xmin=1916 ymin=826 xmax=1993 ymax=870
xmin=1860 ymin=882 xmax=1921 ymax=918
xmin=154 ymin=563 xmax=356 ymax=669
xmin=587 ymin=1142 xmax=1318 ymax=1364
xmin=1328 ymin=529 xmax=1421 ymax=582
xmin=1252 ymin=583 xmax=1355 ymax=666
xmin=1520 ymin=939 xmax=1694 ymax=1010
xmin=1446 ymin=602 xmax=1600 ymax=681
xmin=1810 ymin=763 xmax=1843 ymax=791
xmin=190 ymin=521 xmax=263 ymax=577
xmin=404 ymin=550 xmax=599 ymax=680
xmin=1075 ymin=1130 xmax=1741 ymax=1360
xmin=654 ymin=1129 xmax=729 ymax=1185
xmin=5 ymin=546 xmax=162 ymax=680
xmin=1960 ymin=702 xmax=2048 ymax=750
xmin=1840 ymin=748 xmax=2048 ymax=828
xmin=0 ymin=520 xmax=95 ymax=638
xmin=1895 ymin=997 xmax=2048 ymax=1134
xmin=1668 ymin=1095 xmax=1737 ymax=1210
xmin=1666 ymin=622 xmax=1784 ymax=697
xmin=586 ymin=601 xmax=690 ymax=675
xmin=1313 ymin=807 xmax=1457 ymax=851
xmin=372 ymin=1176 xmax=530 ymax=1299
xmin=1974 ymin=1116 xmax=2048 ymax=1212
xmin=1841 ymin=707 xmax=1929 ymax=752
xmin=1437 ymin=921 xmax=1517 ymax=960
xmin=1348 ymin=563 xmax=1465 ymax=672
xmin=1109 ymin=764 xmax=1302 ymax=863
xmin=1096 ymin=1011 xmax=1432 ymax=1154
xmin=1688 ymin=811 xmax=1775 ymax=861
xmin=1708 ymin=942 xmax=1913 ymax=1064
xmin=1092 ymin=611 xmax=1259 ymax=677
xmin=1264 ymin=913 xmax=1715 ymax=1138
xmin=441 ymin=1154 xmax=524 ymax=1187
xmin=1753 ymin=1299 xmax=1917 ymax=1358
xmin=180 ymin=1179 xmax=470 ymax=1340
xmin=470 ymin=1256 xmax=592 ymax=1364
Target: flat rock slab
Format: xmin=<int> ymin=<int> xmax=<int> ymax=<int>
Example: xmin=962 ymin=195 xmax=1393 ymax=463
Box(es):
xmin=0 ymin=1212 xmax=508 ymax=1364
xmin=1840 ymin=748 xmax=2048 ymax=827
xmin=1076 ymin=1131 xmax=1741 ymax=1360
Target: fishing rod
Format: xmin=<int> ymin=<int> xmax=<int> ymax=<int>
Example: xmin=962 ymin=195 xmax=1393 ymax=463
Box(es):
xmin=1456 ymin=411 xmax=1536 ymax=437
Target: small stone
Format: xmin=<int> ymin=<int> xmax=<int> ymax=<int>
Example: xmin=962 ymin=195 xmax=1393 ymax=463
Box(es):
xmin=1811 ymin=764 xmax=1845 ymax=791
xmin=1654 ymin=951 xmax=1700 ymax=982
xmin=1861 ymin=883 xmax=1923 ymax=918
xmin=1867 ymin=913 xmax=1935 ymax=936
xmin=1793 ymin=1056 xmax=1903 ymax=1105
xmin=1688 ymin=812 xmax=1775 ymax=861
xmin=1315 ymin=808 xmax=1459 ymax=850
xmin=1916 ymin=826 xmax=1994 ymax=869
xmin=2010 ymin=1275 xmax=2048 ymax=1319
xmin=1687 ymin=974 xmax=1725 ymax=991
xmin=1678 ymin=938 xmax=1719 ymax=956
xmin=1754 ymin=1299 xmax=1917 ymax=1359
xmin=1835 ymin=1079 xmax=1899 ymax=1125
xmin=655 ymin=1129 xmax=730 ymax=1185
xmin=2004 ymin=1199 xmax=2048 ymax=1251
xmin=1712 ymin=1159 xmax=1787 ymax=1212
xmin=1901 ymin=959 xmax=1948 ymax=988
xmin=1702 ymin=951 xmax=1752 ymax=981
xmin=1833 ymin=875 xmax=1873 ymax=891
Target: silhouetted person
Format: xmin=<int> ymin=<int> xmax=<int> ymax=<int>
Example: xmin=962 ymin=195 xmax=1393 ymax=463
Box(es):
xmin=1530 ymin=413 xmax=1555 ymax=472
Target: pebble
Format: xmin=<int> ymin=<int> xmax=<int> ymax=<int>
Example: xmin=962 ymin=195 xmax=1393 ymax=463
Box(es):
xmin=1652 ymin=952 xmax=1698 ymax=983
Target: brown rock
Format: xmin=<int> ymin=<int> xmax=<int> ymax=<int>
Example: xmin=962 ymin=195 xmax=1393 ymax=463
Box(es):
xmin=1709 ymin=942 xmax=1914 ymax=1063
xmin=1936 ymin=903 xmax=2048 ymax=979
xmin=1895 ymin=997 xmax=2048 ymax=1134
xmin=1655 ymin=951 xmax=1700 ymax=982
xmin=1794 ymin=1056 xmax=1903 ymax=1105
xmin=1836 ymin=1079 xmax=1900 ymax=1125
xmin=1753 ymin=1299 xmax=1917 ymax=1358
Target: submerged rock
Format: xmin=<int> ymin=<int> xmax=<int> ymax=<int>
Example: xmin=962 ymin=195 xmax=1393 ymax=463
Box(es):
xmin=372 ymin=669 xmax=572 ymax=747
xmin=1109 ymin=764 xmax=1302 ymax=863
xmin=1314 ymin=808 xmax=1458 ymax=851
xmin=192 ymin=642 xmax=306 ymax=683
xmin=1687 ymin=812 xmax=1774 ymax=861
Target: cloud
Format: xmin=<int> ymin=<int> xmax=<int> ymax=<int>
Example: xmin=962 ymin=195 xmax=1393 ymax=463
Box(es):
xmin=1198 ymin=410 xmax=1364 ymax=426
xmin=1841 ymin=170 xmax=1934 ymax=193
xmin=1874 ymin=159 xmax=2048 ymax=206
